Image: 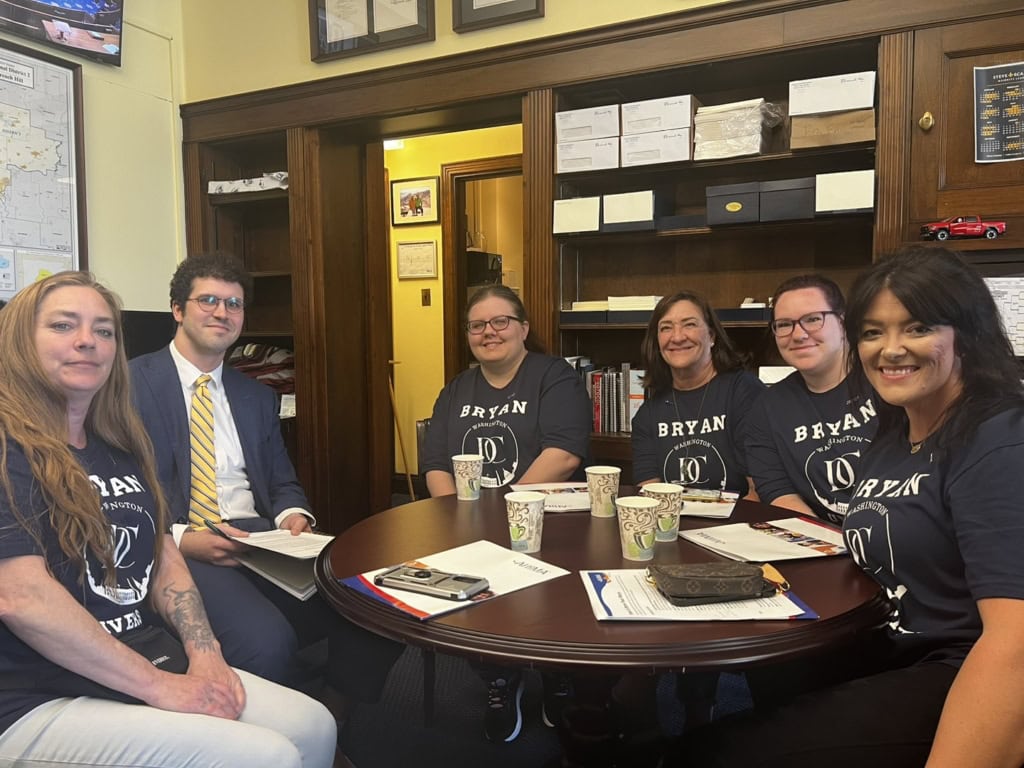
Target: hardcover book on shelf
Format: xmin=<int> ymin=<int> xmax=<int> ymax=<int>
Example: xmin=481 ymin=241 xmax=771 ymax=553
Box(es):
xmin=680 ymin=517 xmax=847 ymax=561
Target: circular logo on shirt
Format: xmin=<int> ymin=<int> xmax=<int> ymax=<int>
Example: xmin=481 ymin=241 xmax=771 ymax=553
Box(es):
xmin=661 ymin=438 xmax=726 ymax=489
xmin=803 ymin=434 xmax=871 ymax=523
xmin=463 ymin=420 xmax=520 ymax=488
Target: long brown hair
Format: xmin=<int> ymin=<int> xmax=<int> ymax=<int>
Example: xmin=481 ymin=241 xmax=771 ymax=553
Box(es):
xmin=0 ymin=272 xmax=169 ymax=583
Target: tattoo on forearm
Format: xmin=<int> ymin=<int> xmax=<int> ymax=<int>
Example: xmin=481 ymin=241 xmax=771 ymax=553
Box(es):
xmin=161 ymin=584 xmax=218 ymax=652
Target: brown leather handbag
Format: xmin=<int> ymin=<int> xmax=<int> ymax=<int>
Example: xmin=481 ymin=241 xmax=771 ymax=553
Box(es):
xmin=648 ymin=562 xmax=777 ymax=606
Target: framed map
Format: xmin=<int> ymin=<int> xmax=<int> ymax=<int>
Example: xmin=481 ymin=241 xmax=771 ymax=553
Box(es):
xmin=0 ymin=40 xmax=86 ymax=302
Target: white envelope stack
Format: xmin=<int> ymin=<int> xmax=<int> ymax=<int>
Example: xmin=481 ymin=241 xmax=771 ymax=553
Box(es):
xmin=619 ymin=94 xmax=700 ymax=167
xmin=693 ymin=98 xmax=772 ymax=161
xmin=788 ymin=71 xmax=876 ymax=149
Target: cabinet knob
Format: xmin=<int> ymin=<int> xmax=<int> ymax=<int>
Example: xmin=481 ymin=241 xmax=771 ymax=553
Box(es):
xmin=918 ymin=111 xmax=935 ymax=131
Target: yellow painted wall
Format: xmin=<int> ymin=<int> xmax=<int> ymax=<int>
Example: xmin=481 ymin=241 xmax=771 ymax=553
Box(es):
xmin=180 ymin=0 xmax=729 ymax=102
xmin=1 ymin=3 xmax=185 ymax=310
xmin=386 ymin=124 xmax=522 ymax=473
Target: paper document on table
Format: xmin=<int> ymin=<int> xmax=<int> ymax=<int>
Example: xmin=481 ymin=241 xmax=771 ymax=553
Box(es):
xmin=510 ymin=482 xmax=590 ymax=511
xmin=680 ymin=500 xmax=735 ymax=519
xmin=341 ymin=540 xmax=570 ymax=621
xmin=580 ymin=570 xmax=816 ymax=620
xmin=230 ymin=530 xmax=335 ymax=559
xmin=680 ymin=517 xmax=846 ymax=561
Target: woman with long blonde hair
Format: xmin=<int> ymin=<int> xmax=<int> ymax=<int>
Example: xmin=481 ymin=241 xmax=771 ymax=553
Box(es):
xmin=0 ymin=272 xmax=335 ymax=768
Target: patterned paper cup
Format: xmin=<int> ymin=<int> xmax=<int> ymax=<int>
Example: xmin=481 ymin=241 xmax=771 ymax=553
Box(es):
xmin=452 ymin=453 xmax=483 ymax=501
xmin=640 ymin=482 xmax=684 ymax=542
xmin=586 ymin=465 xmax=621 ymax=518
xmin=504 ymin=491 xmax=546 ymax=553
xmin=615 ymin=496 xmax=659 ymax=561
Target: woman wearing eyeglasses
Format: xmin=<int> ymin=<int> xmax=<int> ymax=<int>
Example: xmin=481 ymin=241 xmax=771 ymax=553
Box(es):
xmin=422 ymin=285 xmax=591 ymax=497
xmin=631 ymin=291 xmax=764 ymax=495
xmin=421 ymin=285 xmax=591 ymax=744
xmin=744 ymin=275 xmax=877 ymax=523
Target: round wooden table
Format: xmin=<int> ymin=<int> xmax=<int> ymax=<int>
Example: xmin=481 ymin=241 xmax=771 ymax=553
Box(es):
xmin=315 ymin=492 xmax=889 ymax=672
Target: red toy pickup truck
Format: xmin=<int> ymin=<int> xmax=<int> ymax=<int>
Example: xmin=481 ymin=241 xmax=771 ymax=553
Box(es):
xmin=920 ymin=215 xmax=1007 ymax=241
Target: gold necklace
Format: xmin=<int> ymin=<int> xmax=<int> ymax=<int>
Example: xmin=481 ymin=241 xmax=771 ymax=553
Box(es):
xmin=909 ymin=439 xmax=924 ymax=454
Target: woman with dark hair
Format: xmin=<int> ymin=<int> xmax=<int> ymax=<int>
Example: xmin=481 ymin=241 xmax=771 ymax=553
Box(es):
xmin=421 ymin=284 xmax=591 ymax=743
xmin=745 ymin=275 xmax=877 ymax=523
xmin=422 ymin=284 xmax=590 ymax=495
xmin=631 ymin=291 xmax=763 ymax=494
xmin=0 ymin=273 xmax=336 ymax=767
xmin=678 ymin=247 xmax=1024 ymax=767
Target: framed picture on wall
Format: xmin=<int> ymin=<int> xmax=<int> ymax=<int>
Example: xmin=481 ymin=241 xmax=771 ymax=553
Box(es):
xmin=453 ymin=0 xmax=544 ymax=34
xmin=396 ymin=241 xmax=438 ymax=279
xmin=391 ymin=176 xmax=440 ymax=225
xmin=309 ymin=0 xmax=435 ymax=62
xmin=0 ymin=40 xmax=86 ymax=303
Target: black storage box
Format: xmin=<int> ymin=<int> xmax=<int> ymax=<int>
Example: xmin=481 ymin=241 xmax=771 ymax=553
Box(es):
xmin=560 ymin=310 xmax=608 ymax=324
xmin=759 ymin=178 xmax=815 ymax=222
xmin=606 ymin=310 xmax=654 ymax=324
xmin=706 ymin=182 xmax=759 ymax=226
xmin=655 ymin=213 xmax=708 ymax=231
xmin=715 ymin=307 xmax=771 ymax=323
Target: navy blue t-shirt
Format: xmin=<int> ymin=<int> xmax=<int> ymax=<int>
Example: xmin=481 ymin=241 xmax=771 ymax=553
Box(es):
xmin=421 ymin=353 xmax=592 ymax=489
xmin=746 ymin=371 xmax=877 ymax=523
xmin=631 ymin=370 xmax=764 ymax=493
xmin=844 ymin=407 xmax=1024 ymax=666
xmin=0 ymin=437 xmax=162 ymax=733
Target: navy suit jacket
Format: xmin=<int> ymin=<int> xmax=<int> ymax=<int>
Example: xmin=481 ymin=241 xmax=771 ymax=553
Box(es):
xmin=130 ymin=346 xmax=309 ymax=526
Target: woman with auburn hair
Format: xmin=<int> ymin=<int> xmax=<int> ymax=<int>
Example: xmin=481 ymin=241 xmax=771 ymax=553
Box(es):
xmin=677 ymin=247 xmax=1024 ymax=767
xmin=632 ymin=290 xmax=763 ymax=495
xmin=0 ymin=272 xmax=335 ymax=768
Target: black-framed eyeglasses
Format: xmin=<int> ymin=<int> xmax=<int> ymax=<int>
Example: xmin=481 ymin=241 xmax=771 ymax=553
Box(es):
xmin=770 ymin=310 xmax=839 ymax=337
xmin=188 ymin=295 xmax=245 ymax=314
xmin=465 ymin=315 xmax=521 ymax=335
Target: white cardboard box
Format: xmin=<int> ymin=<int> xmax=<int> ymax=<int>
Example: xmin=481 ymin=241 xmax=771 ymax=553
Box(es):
xmin=555 ymin=105 xmax=620 ymax=142
xmin=621 ymin=129 xmax=691 ymax=166
xmin=789 ymin=71 xmax=876 ymax=116
xmin=602 ymin=191 xmax=655 ymax=224
xmin=553 ymin=197 xmax=601 ymax=233
xmin=815 ymin=169 xmax=875 ymax=212
xmin=621 ymin=95 xmax=700 ymax=135
xmin=557 ymin=137 xmax=620 ymax=173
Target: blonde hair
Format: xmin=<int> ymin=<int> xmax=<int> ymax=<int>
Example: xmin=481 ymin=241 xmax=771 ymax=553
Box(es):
xmin=0 ymin=272 xmax=168 ymax=582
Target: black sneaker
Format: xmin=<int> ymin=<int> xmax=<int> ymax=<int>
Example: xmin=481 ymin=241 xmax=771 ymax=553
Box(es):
xmin=541 ymin=672 xmax=572 ymax=728
xmin=484 ymin=672 xmax=525 ymax=743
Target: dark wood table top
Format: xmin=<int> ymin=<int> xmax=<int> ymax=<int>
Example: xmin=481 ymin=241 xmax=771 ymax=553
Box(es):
xmin=315 ymin=492 xmax=890 ymax=671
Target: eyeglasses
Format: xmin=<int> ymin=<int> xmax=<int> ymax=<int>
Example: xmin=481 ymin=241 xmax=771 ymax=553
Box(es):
xmin=465 ymin=315 xmax=521 ymax=335
xmin=770 ymin=310 xmax=839 ymax=337
xmin=188 ymin=295 xmax=245 ymax=314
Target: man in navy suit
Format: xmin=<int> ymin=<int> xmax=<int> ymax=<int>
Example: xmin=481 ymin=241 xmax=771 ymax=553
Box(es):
xmin=130 ymin=252 xmax=400 ymax=720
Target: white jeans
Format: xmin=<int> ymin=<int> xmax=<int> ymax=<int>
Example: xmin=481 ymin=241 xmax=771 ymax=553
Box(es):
xmin=0 ymin=670 xmax=336 ymax=768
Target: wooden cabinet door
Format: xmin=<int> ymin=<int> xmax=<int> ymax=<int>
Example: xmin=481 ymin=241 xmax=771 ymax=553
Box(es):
xmin=909 ymin=16 xmax=1024 ymax=245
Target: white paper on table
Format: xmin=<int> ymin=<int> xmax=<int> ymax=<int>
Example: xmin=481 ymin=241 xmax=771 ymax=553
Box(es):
xmin=230 ymin=530 xmax=335 ymax=559
xmin=679 ymin=500 xmax=735 ymax=519
xmin=510 ymin=482 xmax=590 ymax=511
xmin=580 ymin=570 xmax=814 ymax=621
xmin=343 ymin=540 xmax=570 ymax=620
xmin=680 ymin=517 xmax=846 ymax=561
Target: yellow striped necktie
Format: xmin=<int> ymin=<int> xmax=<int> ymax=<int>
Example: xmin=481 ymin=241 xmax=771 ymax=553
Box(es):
xmin=188 ymin=373 xmax=221 ymax=529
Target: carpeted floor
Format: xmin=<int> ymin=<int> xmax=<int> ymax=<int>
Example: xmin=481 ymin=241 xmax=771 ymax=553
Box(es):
xmin=338 ymin=647 xmax=753 ymax=768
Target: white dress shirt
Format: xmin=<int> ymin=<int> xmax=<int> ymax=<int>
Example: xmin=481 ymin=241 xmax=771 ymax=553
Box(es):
xmin=168 ymin=341 xmax=310 ymax=546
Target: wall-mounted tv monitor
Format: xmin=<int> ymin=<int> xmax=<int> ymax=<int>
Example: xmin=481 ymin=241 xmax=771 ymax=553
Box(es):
xmin=0 ymin=0 xmax=123 ymax=66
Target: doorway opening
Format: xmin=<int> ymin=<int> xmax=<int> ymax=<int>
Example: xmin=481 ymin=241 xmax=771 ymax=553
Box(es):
xmin=441 ymin=155 xmax=523 ymax=380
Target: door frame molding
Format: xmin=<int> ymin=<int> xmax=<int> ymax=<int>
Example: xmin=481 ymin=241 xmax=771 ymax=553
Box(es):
xmin=440 ymin=154 xmax=523 ymax=383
